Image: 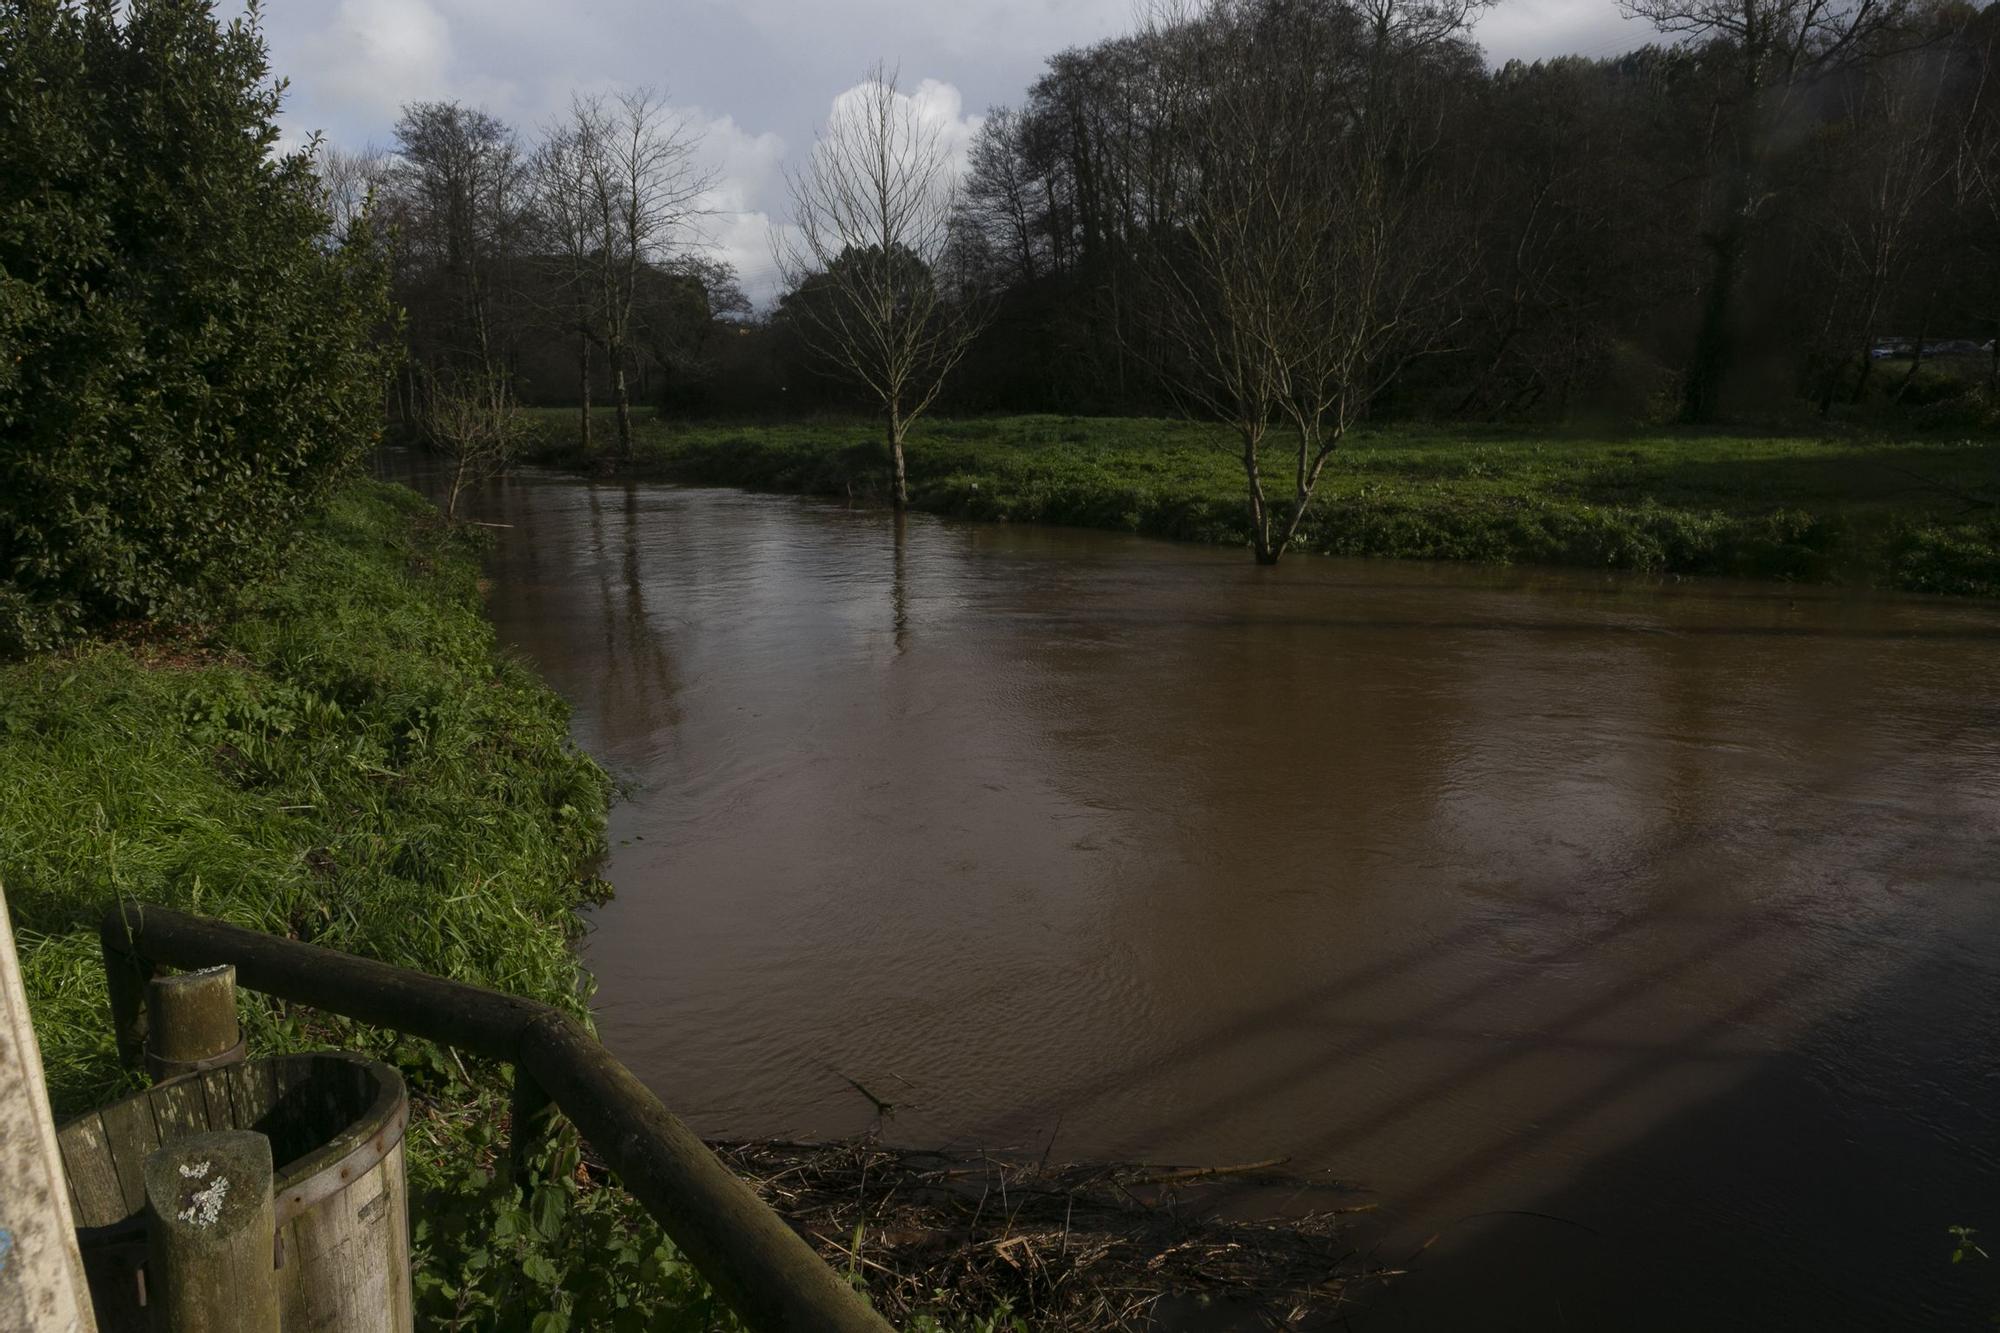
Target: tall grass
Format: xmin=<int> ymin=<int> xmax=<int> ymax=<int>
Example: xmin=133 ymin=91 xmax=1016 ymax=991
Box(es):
xmin=1 ymin=481 xmax=735 ymax=1330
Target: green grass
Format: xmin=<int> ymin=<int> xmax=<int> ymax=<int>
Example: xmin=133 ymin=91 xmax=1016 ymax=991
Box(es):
xmin=529 ymin=411 xmax=2000 ymax=596
xmin=1 ymin=480 xmax=737 ymax=1331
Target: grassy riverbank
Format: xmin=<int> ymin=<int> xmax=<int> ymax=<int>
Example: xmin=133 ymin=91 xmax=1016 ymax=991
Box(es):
xmin=1 ymin=481 xmax=729 ymax=1329
xmin=528 ymin=412 xmax=2000 ymax=596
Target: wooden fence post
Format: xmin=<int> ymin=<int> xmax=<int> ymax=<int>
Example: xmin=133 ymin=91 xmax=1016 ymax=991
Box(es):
xmin=0 ymin=878 xmax=97 ymax=1333
xmin=101 ymin=902 xmax=158 ymax=1069
xmin=143 ymin=1130 xmax=279 ymax=1333
xmin=146 ymin=966 xmax=245 ymax=1083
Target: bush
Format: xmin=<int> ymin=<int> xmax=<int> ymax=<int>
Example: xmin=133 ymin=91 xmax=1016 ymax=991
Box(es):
xmin=0 ymin=0 xmax=395 ymax=655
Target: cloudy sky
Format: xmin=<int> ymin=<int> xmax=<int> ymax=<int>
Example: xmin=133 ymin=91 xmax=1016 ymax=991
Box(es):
xmin=260 ymin=0 xmax=1651 ymax=303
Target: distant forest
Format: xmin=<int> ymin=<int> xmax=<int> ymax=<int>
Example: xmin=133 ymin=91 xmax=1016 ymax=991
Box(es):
xmin=330 ymin=0 xmax=2000 ymax=431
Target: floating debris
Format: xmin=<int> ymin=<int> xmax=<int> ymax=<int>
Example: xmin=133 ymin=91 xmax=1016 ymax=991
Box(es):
xmin=679 ymin=1136 xmax=1387 ymax=1331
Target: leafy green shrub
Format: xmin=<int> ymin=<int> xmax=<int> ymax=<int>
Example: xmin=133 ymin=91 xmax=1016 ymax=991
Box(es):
xmin=0 ymin=0 xmax=395 ymax=655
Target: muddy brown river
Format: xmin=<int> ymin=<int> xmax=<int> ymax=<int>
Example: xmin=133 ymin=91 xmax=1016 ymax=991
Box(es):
xmin=396 ymin=456 xmax=2000 ymax=1329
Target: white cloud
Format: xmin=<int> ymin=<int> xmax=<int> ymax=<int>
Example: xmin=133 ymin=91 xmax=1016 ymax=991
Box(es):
xmin=296 ymin=0 xmax=453 ymax=121
xmin=698 ymin=76 xmax=984 ymax=308
xmin=687 ymin=111 xmax=792 ymax=307
xmin=819 ymin=73 xmax=985 ymax=172
xmin=256 ymin=0 xmax=1650 ymax=309
xmin=1473 ymin=1 xmax=1649 ymax=67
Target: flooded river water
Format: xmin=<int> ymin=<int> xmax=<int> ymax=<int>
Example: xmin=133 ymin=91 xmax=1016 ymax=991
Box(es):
xmin=406 ymin=457 xmax=2000 ymax=1329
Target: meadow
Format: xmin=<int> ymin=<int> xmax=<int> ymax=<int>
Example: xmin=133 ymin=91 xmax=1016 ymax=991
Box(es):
xmin=529 ymin=412 xmax=2000 ymax=596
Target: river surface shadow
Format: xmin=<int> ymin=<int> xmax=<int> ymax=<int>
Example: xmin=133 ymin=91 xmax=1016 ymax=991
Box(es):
xmin=378 ymin=451 xmax=2000 ymax=1329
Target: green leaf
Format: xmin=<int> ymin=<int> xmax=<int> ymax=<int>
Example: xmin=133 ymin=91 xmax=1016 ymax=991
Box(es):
xmin=532 ymin=1186 xmax=568 ymax=1241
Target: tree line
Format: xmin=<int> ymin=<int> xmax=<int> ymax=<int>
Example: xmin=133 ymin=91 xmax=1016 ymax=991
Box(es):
xmin=333 ymin=0 xmax=2000 ymax=545
xmin=321 ymin=92 xmax=741 ymax=497
xmin=941 ymin=0 xmax=2000 ymax=432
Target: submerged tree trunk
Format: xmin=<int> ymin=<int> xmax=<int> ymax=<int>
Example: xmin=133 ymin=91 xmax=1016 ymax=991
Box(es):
xmin=1241 ymin=434 xmax=1277 ymax=565
xmin=888 ymin=404 xmax=909 ymax=509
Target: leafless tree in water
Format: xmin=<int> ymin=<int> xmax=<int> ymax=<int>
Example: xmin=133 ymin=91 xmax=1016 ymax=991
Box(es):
xmin=779 ymin=63 xmax=991 ymax=508
xmin=419 ymin=369 xmax=529 ymax=520
xmin=1144 ymin=0 xmax=1482 ymax=564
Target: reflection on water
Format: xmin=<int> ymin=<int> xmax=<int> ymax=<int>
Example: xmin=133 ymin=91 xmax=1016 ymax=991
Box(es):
xmin=387 ymin=452 xmax=2000 ymax=1329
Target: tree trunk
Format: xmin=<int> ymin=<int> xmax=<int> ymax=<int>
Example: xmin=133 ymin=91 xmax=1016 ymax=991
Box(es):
xmin=1895 ymin=334 xmax=1928 ymax=402
xmin=1242 ymin=439 xmax=1277 ymax=565
xmin=612 ymin=341 xmax=634 ymax=463
xmin=579 ymin=334 xmax=593 ymax=455
xmin=888 ymin=407 xmax=909 ymax=509
xmin=1851 ymin=347 xmax=1876 ymax=405
xmin=1683 ymin=90 xmax=1759 ymax=426
xmin=1894 ymin=297 xmax=1936 ymax=404
xmin=1682 ymin=225 xmax=1743 ymax=424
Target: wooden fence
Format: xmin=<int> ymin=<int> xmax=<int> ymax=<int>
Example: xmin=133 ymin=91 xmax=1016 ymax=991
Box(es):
xmin=97 ymin=899 xmax=893 ymax=1333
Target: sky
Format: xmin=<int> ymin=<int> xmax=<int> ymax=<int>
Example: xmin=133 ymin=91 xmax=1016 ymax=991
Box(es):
xmin=259 ymin=0 xmax=1651 ymax=304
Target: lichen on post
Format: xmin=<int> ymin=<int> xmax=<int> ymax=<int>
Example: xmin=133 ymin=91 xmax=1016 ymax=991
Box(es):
xmin=142 ymin=1130 xmax=279 ymax=1333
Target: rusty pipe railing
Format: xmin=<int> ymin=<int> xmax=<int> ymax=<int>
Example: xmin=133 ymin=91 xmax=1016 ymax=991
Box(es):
xmin=98 ymin=900 xmax=891 ymax=1333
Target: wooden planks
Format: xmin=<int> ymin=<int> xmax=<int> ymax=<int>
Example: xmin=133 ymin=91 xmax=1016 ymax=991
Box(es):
xmin=99 ymin=897 xmax=900 ymax=1333
xmin=0 ymin=877 xmax=96 ymax=1332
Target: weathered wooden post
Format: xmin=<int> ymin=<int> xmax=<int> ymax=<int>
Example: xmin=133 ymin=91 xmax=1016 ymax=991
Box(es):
xmin=0 ymin=878 xmax=97 ymax=1333
xmin=145 ymin=966 xmax=245 ymax=1082
xmin=142 ymin=1130 xmax=280 ymax=1332
xmin=102 ymin=900 xmax=159 ymax=1070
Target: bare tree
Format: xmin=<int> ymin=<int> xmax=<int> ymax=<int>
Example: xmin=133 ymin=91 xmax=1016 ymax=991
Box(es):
xmin=528 ymin=113 xmax=605 ymax=454
xmin=316 ymin=143 xmax=391 ymax=246
xmin=1144 ymin=0 xmax=1478 ymax=564
xmin=1803 ymin=48 xmax=1955 ymax=410
xmin=390 ymin=103 xmax=528 ymax=383
xmin=581 ymin=91 xmax=712 ymax=462
xmin=962 ymin=107 xmax=1047 ymax=286
xmin=779 ymin=63 xmax=991 ymax=509
xmin=419 ymin=369 xmax=529 ymax=520
xmin=1956 ymin=33 xmax=2000 ymax=391
xmin=1620 ymin=0 xmax=1914 ymax=420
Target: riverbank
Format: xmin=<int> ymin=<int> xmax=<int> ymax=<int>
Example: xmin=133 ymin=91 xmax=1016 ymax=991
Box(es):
xmin=0 ymin=481 xmax=719 ymax=1328
xmin=526 ymin=412 xmax=2000 ymax=597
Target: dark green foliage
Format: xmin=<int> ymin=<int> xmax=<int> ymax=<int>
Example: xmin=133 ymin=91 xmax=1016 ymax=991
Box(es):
xmin=0 ymin=0 xmax=396 ymax=654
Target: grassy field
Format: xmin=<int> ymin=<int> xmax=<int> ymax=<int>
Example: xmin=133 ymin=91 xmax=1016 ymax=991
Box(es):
xmin=1 ymin=482 xmax=734 ymax=1331
xmin=528 ymin=411 xmax=2000 ymax=596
